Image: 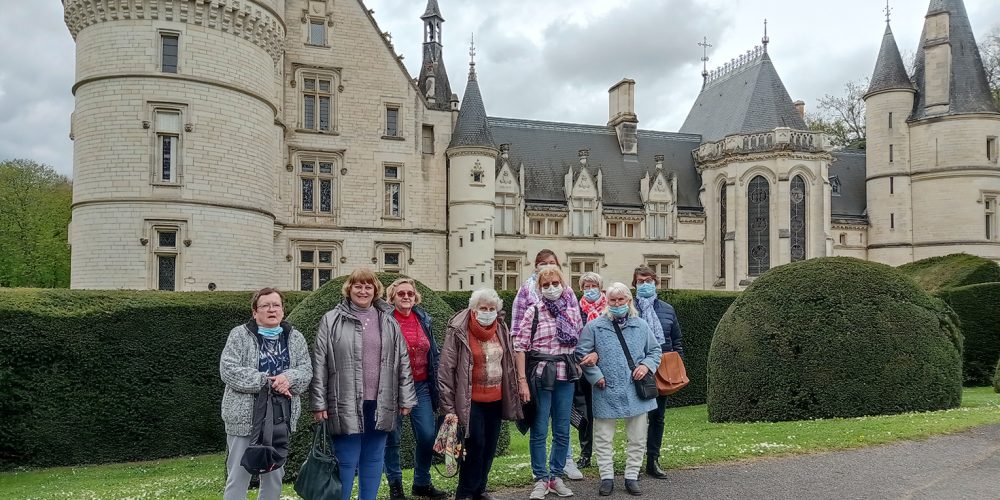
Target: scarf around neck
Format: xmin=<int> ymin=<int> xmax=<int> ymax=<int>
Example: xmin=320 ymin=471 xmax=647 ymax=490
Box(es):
xmin=635 ymin=295 xmax=664 ymax=342
xmin=579 ymin=293 xmax=608 ymax=323
xmin=468 ymin=312 xmax=498 ymax=342
xmin=542 ymin=294 xmax=578 ymax=347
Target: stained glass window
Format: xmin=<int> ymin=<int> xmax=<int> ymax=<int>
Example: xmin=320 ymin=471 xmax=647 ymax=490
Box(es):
xmin=790 ymin=176 xmax=807 ymax=262
xmin=748 ymin=176 xmax=770 ymax=277
xmin=300 ymin=159 xmax=336 ymax=214
xmin=301 ymin=178 xmax=314 ymax=211
xmin=158 ymin=255 xmax=176 ymax=291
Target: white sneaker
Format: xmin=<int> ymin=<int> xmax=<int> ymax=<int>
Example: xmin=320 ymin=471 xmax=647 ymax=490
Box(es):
xmin=563 ymin=458 xmax=584 ymax=480
xmin=548 ymin=477 xmax=574 ymax=497
xmin=529 ymin=479 xmax=549 ymax=499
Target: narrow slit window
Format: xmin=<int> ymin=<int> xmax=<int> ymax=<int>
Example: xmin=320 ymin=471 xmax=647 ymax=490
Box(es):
xmin=161 ymin=33 xmax=178 ymax=73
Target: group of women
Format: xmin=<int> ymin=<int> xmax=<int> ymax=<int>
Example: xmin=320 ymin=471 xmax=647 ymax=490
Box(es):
xmin=219 ymin=250 xmax=683 ymax=500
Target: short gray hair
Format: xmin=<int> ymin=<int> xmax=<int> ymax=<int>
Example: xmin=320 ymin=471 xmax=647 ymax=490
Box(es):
xmin=579 ymin=272 xmax=603 ymax=289
xmin=603 ymin=282 xmax=639 ymax=319
xmin=469 ymin=288 xmax=502 ymax=310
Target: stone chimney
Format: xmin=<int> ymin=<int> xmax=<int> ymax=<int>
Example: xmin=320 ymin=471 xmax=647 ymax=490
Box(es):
xmin=608 ymin=79 xmax=638 ymax=155
xmin=793 ymin=100 xmax=805 ymax=119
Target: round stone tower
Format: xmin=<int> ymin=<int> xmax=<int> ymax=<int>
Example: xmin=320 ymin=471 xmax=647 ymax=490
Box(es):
xmin=63 ymin=0 xmax=285 ymax=290
xmin=446 ymin=55 xmax=498 ymax=291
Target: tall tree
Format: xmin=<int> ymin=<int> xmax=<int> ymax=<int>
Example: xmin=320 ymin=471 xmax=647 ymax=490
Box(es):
xmin=979 ymin=26 xmax=1000 ymax=109
xmin=0 ymin=159 xmax=72 ymax=288
xmin=806 ymin=78 xmax=868 ymax=150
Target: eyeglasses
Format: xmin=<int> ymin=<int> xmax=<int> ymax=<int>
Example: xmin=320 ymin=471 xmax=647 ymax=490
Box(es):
xmin=351 ymin=283 xmax=375 ymax=291
xmin=396 ymin=291 xmax=415 ymax=298
xmin=635 ymin=277 xmax=656 ymax=285
xmin=257 ymin=303 xmax=283 ymax=310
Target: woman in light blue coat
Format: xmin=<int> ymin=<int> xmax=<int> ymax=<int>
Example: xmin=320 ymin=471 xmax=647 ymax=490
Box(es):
xmin=576 ymin=282 xmax=661 ymax=497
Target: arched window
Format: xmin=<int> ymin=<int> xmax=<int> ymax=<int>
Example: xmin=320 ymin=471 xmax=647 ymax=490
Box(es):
xmin=719 ymin=184 xmax=727 ymax=278
xmin=790 ymin=175 xmax=807 ymax=262
xmin=748 ymin=176 xmax=770 ymax=276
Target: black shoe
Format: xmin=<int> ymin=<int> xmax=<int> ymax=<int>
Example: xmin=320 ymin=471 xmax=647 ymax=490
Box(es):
xmin=576 ymin=456 xmax=591 ymax=468
xmin=389 ymin=481 xmax=408 ymax=500
xmin=476 ymin=493 xmax=497 ymax=500
xmin=412 ymin=484 xmax=449 ymax=499
xmin=625 ymin=479 xmax=642 ymax=496
xmin=599 ymin=479 xmax=614 ymax=496
xmin=645 ymin=456 xmax=667 ymax=479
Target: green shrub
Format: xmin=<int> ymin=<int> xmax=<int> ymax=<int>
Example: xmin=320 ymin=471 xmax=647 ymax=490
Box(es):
xmin=994 ymin=358 xmax=1000 ymax=394
xmin=660 ymin=289 xmax=739 ymax=408
xmin=0 ymin=288 xmax=309 ymax=469
xmin=707 ymin=258 xmax=963 ymax=422
xmin=935 ymin=283 xmax=1000 ymax=386
xmin=898 ymin=253 xmax=1000 ymax=293
xmin=284 ymin=273 xmax=458 ymax=482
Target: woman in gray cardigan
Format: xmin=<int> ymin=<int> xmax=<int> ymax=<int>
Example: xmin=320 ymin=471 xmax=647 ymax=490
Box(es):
xmin=219 ymin=287 xmax=312 ymax=500
xmin=310 ymin=268 xmax=418 ymax=500
xmin=575 ymin=282 xmax=661 ymax=497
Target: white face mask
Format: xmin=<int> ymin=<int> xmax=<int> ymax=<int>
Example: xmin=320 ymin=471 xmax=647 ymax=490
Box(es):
xmin=541 ymin=284 xmax=563 ymax=300
xmin=475 ymin=310 xmax=497 ymax=326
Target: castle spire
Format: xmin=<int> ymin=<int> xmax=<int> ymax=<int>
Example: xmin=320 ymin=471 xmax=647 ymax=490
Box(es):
xmin=865 ymin=21 xmax=913 ymax=98
xmin=762 ymin=19 xmax=769 ymax=52
xmin=468 ymin=33 xmax=477 ymax=81
xmin=449 ymin=35 xmax=495 ymax=149
xmin=418 ymin=0 xmax=452 ymax=111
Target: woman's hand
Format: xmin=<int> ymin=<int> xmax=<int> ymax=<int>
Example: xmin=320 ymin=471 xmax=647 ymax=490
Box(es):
xmin=518 ymin=378 xmax=531 ymax=403
xmin=632 ymin=365 xmax=649 ymax=381
xmin=444 ymin=413 xmax=458 ymax=424
xmin=580 ymin=352 xmax=599 ymax=367
xmin=595 ymin=378 xmax=606 ymax=389
xmin=313 ymin=410 xmax=328 ymax=421
xmin=401 ymin=407 xmax=412 ymax=416
xmin=269 ymin=374 xmax=291 ymax=397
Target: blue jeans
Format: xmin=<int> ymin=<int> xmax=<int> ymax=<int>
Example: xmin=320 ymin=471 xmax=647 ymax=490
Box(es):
xmin=384 ymin=381 xmax=436 ymax=487
xmin=530 ymin=380 xmax=575 ymax=481
xmin=332 ymin=401 xmax=388 ymax=500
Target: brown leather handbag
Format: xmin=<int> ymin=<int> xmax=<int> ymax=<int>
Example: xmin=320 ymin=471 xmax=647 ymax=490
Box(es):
xmin=655 ymin=351 xmax=689 ymax=396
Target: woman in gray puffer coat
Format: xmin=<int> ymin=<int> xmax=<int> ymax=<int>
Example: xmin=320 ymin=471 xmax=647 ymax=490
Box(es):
xmin=310 ymin=268 xmax=418 ymax=500
xmin=219 ymin=287 xmax=312 ymax=500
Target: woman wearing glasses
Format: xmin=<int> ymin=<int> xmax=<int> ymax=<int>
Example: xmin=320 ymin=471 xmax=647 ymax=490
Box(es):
xmin=219 ymin=288 xmax=312 ymax=500
xmin=383 ymin=278 xmax=448 ymax=500
xmin=310 ymin=269 xmax=418 ymax=500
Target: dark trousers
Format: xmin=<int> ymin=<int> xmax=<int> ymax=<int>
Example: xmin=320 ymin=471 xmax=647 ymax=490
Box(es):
xmin=574 ymin=378 xmax=593 ymax=460
xmin=646 ymin=394 xmax=668 ymax=459
xmin=456 ymin=400 xmax=503 ymax=498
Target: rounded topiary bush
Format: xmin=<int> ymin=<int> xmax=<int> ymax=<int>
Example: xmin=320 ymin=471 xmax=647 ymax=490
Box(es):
xmin=898 ymin=253 xmax=1000 ymax=293
xmin=282 ymin=273 xmax=455 ymax=482
xmin=707 ymin=257 xmax=963 ymax=423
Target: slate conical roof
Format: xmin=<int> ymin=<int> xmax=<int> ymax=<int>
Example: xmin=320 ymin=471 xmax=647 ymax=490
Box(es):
xmin=680 ymin=52 xmax=807 ymax=143
xmin=911 ymin=0 xmax=999 ymax=119
xmin=866 ymin=24 xmax=914 ymax=97
xmin=449 ymin=66 xmax=496 ymax=149
xmin=421 ymin=0 xmax=443 ymax=20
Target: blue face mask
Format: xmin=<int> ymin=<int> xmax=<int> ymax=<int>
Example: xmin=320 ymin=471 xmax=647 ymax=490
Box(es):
xmin=609 ymin=304 xmax=630 ymax=318
xmin=636 ymin=282 xmax=657 ymax=298
xmin=583 ymin=288 xmax=601 ymax=302
xmin=258 ymin=325 xmax=282 ymax=338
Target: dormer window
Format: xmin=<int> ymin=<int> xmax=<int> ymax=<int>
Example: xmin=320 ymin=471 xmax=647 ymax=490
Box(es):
xmin=471 ymin=161 xmax=485 ymax=184
xmin=829 ymin=175 xmax=842 ymax=197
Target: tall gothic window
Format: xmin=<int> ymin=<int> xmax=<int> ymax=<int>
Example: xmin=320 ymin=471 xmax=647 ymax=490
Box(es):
xmin=495 ymin=194 xmax=517 ymax=234
xmin=302 ymin=73 xmax=334 ymax=132
xmin=748 ymin=176 xmax=770 ymax=276
xmin=790 ymin=176 xmax=807 ymax=262
xmin=719 ymin=184 xmax=727 ymax=278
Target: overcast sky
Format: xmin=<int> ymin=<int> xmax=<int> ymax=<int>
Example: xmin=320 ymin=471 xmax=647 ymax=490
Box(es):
xmin=3 ymin=0 xmax=999 ymax=178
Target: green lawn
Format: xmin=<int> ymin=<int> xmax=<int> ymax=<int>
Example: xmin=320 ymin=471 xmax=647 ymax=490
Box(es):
xmin=2 ymin=388 xmax=998 ymax=499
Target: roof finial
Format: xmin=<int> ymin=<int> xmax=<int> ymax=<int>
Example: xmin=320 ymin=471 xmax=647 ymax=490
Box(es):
xmin=468 ymin=33 xmax=477 ymax=80
xmin=762 ymin=18 xmax=769 ymax=52
xmin=883 ymin=0 xmax=892 ymax=24
xmin=699 ymin=36 xmax=713 ymax=81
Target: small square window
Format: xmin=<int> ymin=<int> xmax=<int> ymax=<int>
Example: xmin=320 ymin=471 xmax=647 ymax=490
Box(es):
xmin=308 ymin=19 xmax=326 ymax=46
xmin=300 ymin=250 xmax=314 ymax=263
xmin=385 ymin=252 xmax=400 ymax=266
xmin=158 ymin=231 xmax=177 ymax=248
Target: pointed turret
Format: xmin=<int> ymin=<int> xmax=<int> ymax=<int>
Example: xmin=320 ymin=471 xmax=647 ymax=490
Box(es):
xmin=866 ymin=23 xmax=913 ymax=97
xmin=911 ymin=0 xmax=998 ymax=118
xmin=418 ymin=0 xmax=452 ymax=111
xmin=449 ymin=58 xmax=495 ymax=149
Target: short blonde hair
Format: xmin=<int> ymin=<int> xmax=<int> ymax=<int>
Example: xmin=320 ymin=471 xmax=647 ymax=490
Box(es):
xmin=535 ymin=265 xmax=567 ymax=290
xmin=579 ymin=272 xmax=603 ymax=289
xmin=603 ymin=282 xmax=639 ymax=319
xmin=386 ymin=278 xmax=423 ymax=305
xmin=341 ymin=268 xmax=384 ymax=299
xmin=469 ymin=288 xmax=502 ymax=310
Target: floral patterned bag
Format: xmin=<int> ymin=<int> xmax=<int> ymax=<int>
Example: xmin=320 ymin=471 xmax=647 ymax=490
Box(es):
xmin=432 ymin=418 xmax=464 ymax=478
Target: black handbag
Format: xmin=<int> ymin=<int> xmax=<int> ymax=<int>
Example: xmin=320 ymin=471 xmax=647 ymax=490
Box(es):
xmin=611 ymin=320 xmax=659 ymax=401
xmin=240 ymin=388 xmax=292 ymax=474
xmin=294 ymin=423 xmax=343 ymax=500
xmin=515 ymin=308 xmax=541 ymax=435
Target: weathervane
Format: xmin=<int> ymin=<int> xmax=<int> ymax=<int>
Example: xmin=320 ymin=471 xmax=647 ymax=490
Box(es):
xmin=699 ymin=36 xmax=713 ymax=80
xmin=884 ymin=0 xmax=892 ymax=24
xmin=468 ymin=33 xmax=477 ymax=79
xmin=762 ymin=18 xmax=769 ymax=51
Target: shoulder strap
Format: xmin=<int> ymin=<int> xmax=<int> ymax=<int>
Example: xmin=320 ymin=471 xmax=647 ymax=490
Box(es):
xmin=529 ymin=307 xmax=539 ymax=348
xmin=611 ymin=320 xmax=637 ymax=372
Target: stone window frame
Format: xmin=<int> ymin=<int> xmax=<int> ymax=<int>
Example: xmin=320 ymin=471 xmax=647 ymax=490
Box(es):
xmin=144 ymin=220 xmax=186 ymax=291
xmin=305 ymin=16 xmax=329 ymax=47
xmin=643 ymin=256 xmax=677 ymax=290
xmin=147 ymin=102 xmax=188 ymax=187
xmin=493 ymin=253 xmax=523 ymax=291
xmin=295 ymin=241 xmax=340 ymax=291
xmin=383 ymin=101 xmax=403 ymax=140
xmin=789 ymin=174 xmax=808 ymax=262
xmin=422 ymin=125 xmax=435 ymax=154
xmin=646 ymin=201 xmax=673 ymax=240
xmin=567 ymin=253 xmax=604 ymax=290
xmin=983 ymin=192 xmax=999 ymax=241
xmin=988 ymin=136 xmax=998 ymax=164
xmin=747 ymin=175 xmax=772 ymax=277
xmin=375 ymin=243 xmax=409 ymax=274
xmin=569 ymin=197 xmax=597 ymax=237
xmin=383 ymin=163 xmax=404 ymax=219
xmin=527 ymin=215 xmax=564 ymax=237
xmin=494 ymin=193 xmax=518 ymax=235
xmin=158 ymin=30 xmax=181 ymax=74
xmin=296 ymin=152 xmax=342 ymax=217
xmin=605 ymin=219 xmax=639 ymax=239
xmin=294 ymin=67 xmax=340 ymax=134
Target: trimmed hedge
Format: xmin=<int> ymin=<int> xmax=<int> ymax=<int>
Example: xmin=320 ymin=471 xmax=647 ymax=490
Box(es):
xmin=284 ymin=273 xmax=462 ymax=482
xmin=935 ymin=283 xmax=1000 ymax=386
xmin=0 ymin=288 xmax=309 ymax=468
xmin=995 ymin=358 xmax=1000 ymax=394
xmin=898 ymin=253 xmax=1000 ymax=293
xmin=707 ymin=258 xmax=963 ymax=423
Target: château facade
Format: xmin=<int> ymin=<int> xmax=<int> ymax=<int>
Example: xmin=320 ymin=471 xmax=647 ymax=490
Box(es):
xmin=62 ymin=0 xmax=1000 ymax=293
